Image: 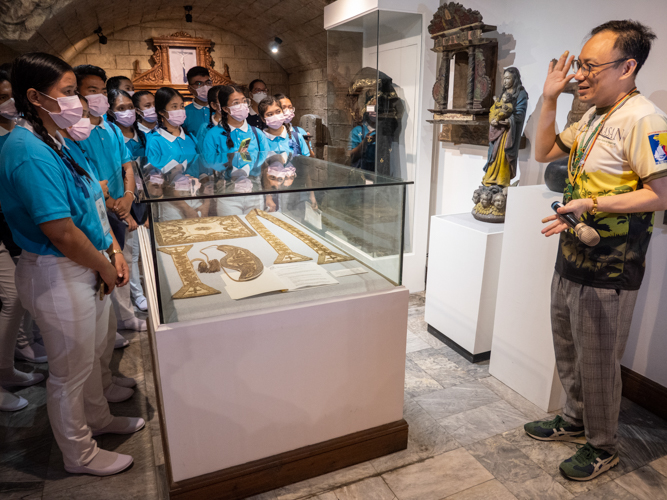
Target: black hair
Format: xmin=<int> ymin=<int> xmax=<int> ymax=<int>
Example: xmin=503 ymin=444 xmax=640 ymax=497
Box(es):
xmin=0 ymin=69 xmax=10 ymax=84
xmin=107 ymin=88 xmax=145 ymax=147
xmin=186 ymin=66 xmax=210 ymax=83
xmin=12 ymin=53 xmax=90 ymax=179
xmin=132 ymin=90 xmax=153 ymax=108
xmin=273 ymin=93 xmax=293 ymax=133
xmin=216 ymin=85 xmax=245 ymax=149
xmin=73 ymin=64 xmax=107 ymax=87
xmin=248 ymin=79 xmax=265 ymax=92
xmin=590 ymin=20 xmax=657 ymax=74
xmin=207 ymin=85 xmax=223 ymax=126
xmin=0 ymin=63 xmax=12 ymax=75
xmin=258 ymin=96 xmax=281 ymax=118
xmin=106 ymin=75 xmax=132 ymax=93
xmin=155 ymin=87 xmax=183 ymax=129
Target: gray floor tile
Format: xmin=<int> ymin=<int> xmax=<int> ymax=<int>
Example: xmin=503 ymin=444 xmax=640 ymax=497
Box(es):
xmin=272 ymin=462 xmax=377 ymax=500
xmin=41 ymin=467 xmax=157 ymax=500
xmin=408 ymin=349 xmax=476 ymax=389
xmin=616 ymin=398 xmax=667 ymax=471
xmin=332 ymin=476 xmax=396 ymax=500
xmin=615 ymin=465 xmax=667 ymax=500
xmin=438 ymin=401 xmax=527 ymax=446
xmin=571 ymin=480 xmax=637 ymax=499
xmin=405 ymin=331 xmax=430 ymax=354
xmin=382 ymin=448 xmax=493 ymax=500
xmin=0 ymin=482 xmax=44 ymax=500
xmin=443 ymin=479 xmax=517 ymax=500
xmin=650 ymin=454 xmax=667 ymax=477
xmin=404 ymin=358 xmax=443 ymax=399
xmin=414 ymin=381 xmax=500 ymax=420
xmin=408 ymin=292 xmax=425 ymax=308
xmin=480 ymin=377 xmax=552 ymax=421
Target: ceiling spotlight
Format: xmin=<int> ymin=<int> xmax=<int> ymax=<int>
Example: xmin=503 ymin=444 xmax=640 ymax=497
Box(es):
xmin=94 ymin=26 xmax=107 ymax=45
xmin=269 ymin=37 xmax=283 ymax=54
xmin=184 ymin=6 xmax=193 ymax=23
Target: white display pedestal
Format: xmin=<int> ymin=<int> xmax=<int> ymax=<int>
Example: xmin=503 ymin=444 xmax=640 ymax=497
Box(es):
xmin=489 ymin=185 xmax=566 ymax=412
xmin=424 ymin=213 xmax=504 ymax=362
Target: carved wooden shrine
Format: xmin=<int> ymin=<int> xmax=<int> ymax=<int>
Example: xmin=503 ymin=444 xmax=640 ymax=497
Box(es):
xmin=132 ymin=32 xmax=237 ymax=95
xmin=428 ymin=3 xmax=498 ymax=145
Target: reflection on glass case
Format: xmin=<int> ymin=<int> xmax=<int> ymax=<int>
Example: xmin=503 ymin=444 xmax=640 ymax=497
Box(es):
xmin=136 ymin=151 xmax=411 ymax=325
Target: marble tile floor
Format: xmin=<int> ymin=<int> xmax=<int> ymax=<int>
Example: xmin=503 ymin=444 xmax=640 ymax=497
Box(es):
xmin=3 ymin=293 xmax=667 ymax=499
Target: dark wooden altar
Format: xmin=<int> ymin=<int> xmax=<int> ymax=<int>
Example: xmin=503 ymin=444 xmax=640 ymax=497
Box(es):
xmin=131 ymin=32 xmax=237 ymax=95
xmin=427 ymin=3 xmax=498 ymax=145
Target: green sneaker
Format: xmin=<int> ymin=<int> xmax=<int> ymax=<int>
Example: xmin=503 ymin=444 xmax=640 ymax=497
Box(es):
xmin=560 ymin=443 xmax=619 ymax=481
xmin=524 ymin=415 xmax=586 ymax=443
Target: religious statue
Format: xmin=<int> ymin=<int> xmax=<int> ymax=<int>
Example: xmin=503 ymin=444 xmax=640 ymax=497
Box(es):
xmin=472 ymin=67 xmax=528 ymax=223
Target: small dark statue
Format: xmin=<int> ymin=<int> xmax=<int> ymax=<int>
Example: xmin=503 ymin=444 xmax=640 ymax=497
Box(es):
xmin=472 ymin=67 xmax=528 ymax=222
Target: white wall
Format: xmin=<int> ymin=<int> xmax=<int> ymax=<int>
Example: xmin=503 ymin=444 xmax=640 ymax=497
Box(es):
xmin=432 ymin=0 xmax=667 ymax=385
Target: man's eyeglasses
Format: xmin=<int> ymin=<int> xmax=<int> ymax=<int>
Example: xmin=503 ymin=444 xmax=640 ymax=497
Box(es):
xmin=573 ymin=58 xmax=628 ymax=77
xmin=191 ymin=80 xmax=213 ymax=88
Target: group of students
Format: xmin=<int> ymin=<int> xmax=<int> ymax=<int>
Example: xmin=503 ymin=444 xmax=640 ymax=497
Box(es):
xmin=0 ymin=52 xmax=313 ymax=477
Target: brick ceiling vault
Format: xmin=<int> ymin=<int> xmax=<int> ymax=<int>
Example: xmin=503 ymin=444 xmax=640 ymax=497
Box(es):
xmin=0 ymin=0 xmax=329 ymax=74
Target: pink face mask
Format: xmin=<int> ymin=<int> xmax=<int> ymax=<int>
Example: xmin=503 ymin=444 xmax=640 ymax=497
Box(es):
xmin=283 ymin=108 xmax=295 ymax=124
xmin=140 ymin=107 xmax=158 ymax=123
xmin=68 ymin=117 xmax=92 ymax=141
xmin=87 ymin=93 xmax=109 ymax=117
xmin=0 ymin=98 xmax=18 ymax=120
xmin=115 ymin=109 xmax=136 ymax=127
xmin=196 ymin=85 xmax=211 ymax=102
xmin=166 ymin=109 xmax=186 ymax=127
xmin=265 ymin=112 xmax=285 ymax=130
xmin=39 ymin=93 xmax=83 ymax=129
xmin=227 ymin=103 xmax=249 ymax=122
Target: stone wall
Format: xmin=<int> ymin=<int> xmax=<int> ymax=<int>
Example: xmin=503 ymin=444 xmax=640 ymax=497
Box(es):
xmin=68 ymin=20 xmax=289 ymax=96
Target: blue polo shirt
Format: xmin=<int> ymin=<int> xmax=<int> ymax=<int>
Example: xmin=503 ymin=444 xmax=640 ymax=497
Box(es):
xmin=77 ymin=119 xmax=132 ymax=200
xmin=195 ymin=117 xmax=219 ymax=155
xmin=201 ymin=120 xmax=269 ymax=168
xmin=0 ymin=125 xmax=11 ymax=153
xmin=348 ymin=123 xmax=375 ymax=150
xmin=0 ymin=122 xmax=112 ymax=256
xmin=145 ymin=127 xmax=198 ymax=170
xmin=263 ymin=126 xmax=310 ymax=157
xmin=183 ymin=102 xmax=210 ymax=137
xmin=63 ymin=138 xmax=96 ymax=177
xmin=124 ymin=131 xmax=146 ymax=159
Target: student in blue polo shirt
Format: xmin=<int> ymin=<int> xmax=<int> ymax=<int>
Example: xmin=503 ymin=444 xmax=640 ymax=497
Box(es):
xmin=107 ymin=88 xmax=146 ymax=158
xmin=0 ymin=69 xmax=16 ymax=152
xmin=133 ymin=90 xmax=157 ymax=134
xmin=275 ymin=93 xmax=315 ymax=156
xmin=201 ymin=85 xmax=269 ymax=167
xmin=73 ymin=64 xmax=145 ymax=336
xmin=182 ymin=66 xmax=211 ymax=136
xmin=145 ymin=87 xmax=198 ymax=170
xmin=195 ymin=85 xmax=223 ymax=154
xmin=259 ymin=96 xmax=310 ymax=157
xmin=0 ymin=52 xmax=143 ymax=475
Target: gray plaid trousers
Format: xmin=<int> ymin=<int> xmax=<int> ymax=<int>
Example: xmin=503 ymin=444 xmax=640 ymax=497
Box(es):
xmin=551 ymin=271 xmax=638 ymax=454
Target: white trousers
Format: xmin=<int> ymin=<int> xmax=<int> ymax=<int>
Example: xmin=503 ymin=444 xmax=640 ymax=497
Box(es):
xmin=0 ymin=242 xmax=24 ymax=370
xmin=15 ymin=252 xmax=113 ymax=467
xmin=111 ymin=226 xmax=136 ymax=323
xmin=129 ymin=230 xmax=144 ymax=302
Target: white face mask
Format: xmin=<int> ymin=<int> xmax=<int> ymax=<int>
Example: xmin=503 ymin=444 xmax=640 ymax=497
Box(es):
xmin=39 ymin=92 xmax=83 ymax=129
xmin=166 ymin=109 xmax=186 ymax=127
xmin=283 ymin=108 xmax=295 ymax=124
xmin=196 ymin=85 xmax=212 ymax=102
xmin=114 ymin=109 xmax=136 ymax=127
xmin=227 ymin=103 xmax=249 ymax=122
xmin=0 ymin=98 xmax=18 ymax=120
xmin=67 ymin=117 xmax=92 ymax=141
xmin=140 ymin=107 xmax=158 ymax=123
xmin=265 ymin=112 xmax=285 ymax=130
xmin=126 ymin=90 xmax=135 ymax=97
xmin=87 ymin=93 xmax=109 ymax=117
xmin=252 ymin=92 xmax=267 ymax=104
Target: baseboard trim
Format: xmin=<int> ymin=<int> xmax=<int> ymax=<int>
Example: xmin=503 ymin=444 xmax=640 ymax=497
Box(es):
xmin=427 ymin=324 xmax=490 ymax=363
xmin=169 ymin=419 xmax=409 ymax=500
xmin=621 ymin=365 xmax=667 ymax=420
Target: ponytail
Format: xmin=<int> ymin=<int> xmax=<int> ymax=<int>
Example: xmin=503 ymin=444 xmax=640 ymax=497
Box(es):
xmin=12 ymin=53 xmax=90 ymax=179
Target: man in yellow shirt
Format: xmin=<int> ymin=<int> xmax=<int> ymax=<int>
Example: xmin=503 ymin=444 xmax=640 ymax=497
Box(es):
xmin=524 ymin=20 xmax=667 ymax=481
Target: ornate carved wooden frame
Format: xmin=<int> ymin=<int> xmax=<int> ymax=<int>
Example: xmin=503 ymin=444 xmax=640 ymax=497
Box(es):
xmin=132 ymin=31 xmax=237 ymax=94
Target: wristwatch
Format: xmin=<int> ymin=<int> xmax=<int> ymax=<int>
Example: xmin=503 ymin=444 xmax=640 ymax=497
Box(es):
xmin=107 ymin=248 xmax=123 ymax=258
xmin=590 ymin=195 xmax=598 ymax=215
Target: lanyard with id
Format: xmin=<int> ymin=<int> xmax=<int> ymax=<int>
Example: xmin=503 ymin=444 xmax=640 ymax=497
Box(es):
xmin=94 ymin=190 xmax=112 ymax=236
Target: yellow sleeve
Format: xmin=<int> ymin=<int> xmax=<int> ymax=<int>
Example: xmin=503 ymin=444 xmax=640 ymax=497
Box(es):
xmin=556 ymin=113 xmax=588 ymax=154
xmin=624 ymin=113 xmax=667 ymax=183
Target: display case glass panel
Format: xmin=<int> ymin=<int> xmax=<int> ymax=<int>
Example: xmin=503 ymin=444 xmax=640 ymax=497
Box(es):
xmin=326 ymin=10 xmax=422 ymax=252
xmin=136 ymin=151 xmax=411 ymax=324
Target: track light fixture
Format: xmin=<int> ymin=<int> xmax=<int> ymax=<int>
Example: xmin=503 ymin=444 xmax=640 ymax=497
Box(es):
xmin=94 ymin=26 xmax=107 ymax=45
xmin=184 ymin=6 xmax=193 ymax=23
xmin=269 ymin=37 xmax=283 ymax=54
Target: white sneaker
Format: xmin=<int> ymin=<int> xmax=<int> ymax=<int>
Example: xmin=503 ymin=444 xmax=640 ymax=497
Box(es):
xmin=103 ymin=383 xmax=134 ymax=403
xmin=0 ymin=370 xmax=44 ymax=388
xmin=92 ymin=416 xmax=146 ymax=436
xmin=64 ymin=449 xmax=133 ymax=476
xmin=117 ymin=317 xmax=147 ymax=332
xmin=112 ymin=375 xmax=137 ymax=388
xmin=15 ymin=344 xmax=48 ymax=363
xmin=0 ymin=388 xmax=28 ymax=412
xmin=114 ymin=332 xmax=129 ymax=349
xmin=135 ymin=296 xmax=148 ymax=311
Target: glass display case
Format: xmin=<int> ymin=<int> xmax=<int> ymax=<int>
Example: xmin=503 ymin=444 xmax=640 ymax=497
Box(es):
xmin=135 ymin=151 xmax=412 ymax=325
xmin=326 ymin=9 xmax=423 ymax=253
